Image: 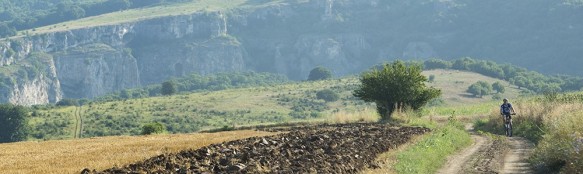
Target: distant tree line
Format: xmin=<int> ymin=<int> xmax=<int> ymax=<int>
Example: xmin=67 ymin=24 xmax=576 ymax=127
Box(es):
xmin=466 ymin=81 xmax=505 ymax=98
xmin=91 ymin=71 xmax=289 ymax=102
xmin=424 ymin=58 xmax=583 ymax=93
xmin=0 ymin=0 xmax=190 ymax=37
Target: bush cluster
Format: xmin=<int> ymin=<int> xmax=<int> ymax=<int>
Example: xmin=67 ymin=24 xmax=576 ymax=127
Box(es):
xmin=141 ymin=122 xmax=166 ymax=135
xmin=425 ymin=58 xmax=583 ymax=93
xmin=95 ymin=71 xmax=289 ymax=101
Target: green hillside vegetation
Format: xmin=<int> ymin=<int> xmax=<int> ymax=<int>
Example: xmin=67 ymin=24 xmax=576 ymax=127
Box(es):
xmin=29 ymin=68 xmax=521 ymax=140
xmin=11 ymin=0 xmax=285 ymax=37
xmin=474 ymin=92 xmax=583 ymax=173
xmin=30 ymin=78 xmax=373 ymax=140
xmin=424 ymin=58 xmax=583 ymax=93
xmin=0 ymin=0 xmax=212 ymax=37
xmin=92 ymin=71 xmax=290 ymax=102
xmin=422 ymin=69 xmax=523 ymax=106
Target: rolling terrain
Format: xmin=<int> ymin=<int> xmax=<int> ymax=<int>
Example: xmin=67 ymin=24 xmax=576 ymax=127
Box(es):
xmin=1 ymin=0 xmax=581 ymax=106
xmin=29 ymin=69 xmax=523 ymax=140
xmin=0 ymin=70 xmax=580 ymax=173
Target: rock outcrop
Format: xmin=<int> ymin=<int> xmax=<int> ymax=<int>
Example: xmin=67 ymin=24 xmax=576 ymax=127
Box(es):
xmin=0 ymin=0 xmax=581 ymax=105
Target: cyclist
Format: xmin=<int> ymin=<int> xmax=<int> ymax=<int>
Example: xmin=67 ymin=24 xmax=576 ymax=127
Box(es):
xmin=500 ymin=98 xmax=516 ymax=136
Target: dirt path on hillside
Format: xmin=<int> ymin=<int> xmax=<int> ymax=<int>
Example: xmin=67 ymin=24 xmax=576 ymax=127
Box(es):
xmin=502 ymin=137 xmax=535 ymax=174
xmin=437 ymin=128 xmax=535 ymax=174
xmin=436 ymin=134 xmax=488 ymax=174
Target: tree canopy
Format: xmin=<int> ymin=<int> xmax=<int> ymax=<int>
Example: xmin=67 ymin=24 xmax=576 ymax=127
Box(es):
xmin=354 ymin=61 xmax=441 ymax=120
xmin=161 ymin=80 xmax=177 ymax=96
xmin=467 ymin=81 xmax=493 ymax=97
xmin=425 ymin=57 xmax=583 ymax=93
xmin=316 ymin=89 xmax=339 ymax=102
xmin=308 ymin=66 xmax=333 ymax=81
xmin=0 ymin=104 xmax=29 ymax=143
xmin=492 ymin=82 xmax=506 ymax=94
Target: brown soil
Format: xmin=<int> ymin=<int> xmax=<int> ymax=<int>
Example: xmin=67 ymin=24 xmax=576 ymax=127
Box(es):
xmin=461 ymin=136 xmax=508 ymax=174
xmin=501 ymin=137 xmax=535 ymax=174
xmin=438 ymin=133 xmax=534 ymax=174
xmin=84 ymin=123 xmax=430 ymax=174
xmin=437 ymin=135 xmax=489 ymax=174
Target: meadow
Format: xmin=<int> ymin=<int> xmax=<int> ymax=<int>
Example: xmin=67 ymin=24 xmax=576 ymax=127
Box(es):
xmin=22 ymin=0 xmax=286 ymax=36
xmin=29 ymin=70 xmax=522 ymax=141
xmin=0 ymin=69 xmax=549 ymax=174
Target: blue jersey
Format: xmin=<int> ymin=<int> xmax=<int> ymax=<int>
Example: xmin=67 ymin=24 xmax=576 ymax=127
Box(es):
xmin=501 ymin=103 xmax=513 ymax=114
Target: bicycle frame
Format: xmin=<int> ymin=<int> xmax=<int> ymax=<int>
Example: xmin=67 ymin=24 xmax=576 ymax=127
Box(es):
xmin=503 ymin=114 xmax=514 ymax=137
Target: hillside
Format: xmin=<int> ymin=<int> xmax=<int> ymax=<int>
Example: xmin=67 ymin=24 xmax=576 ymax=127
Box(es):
xmin=30 ymin=69 xmax=522 ymax=140
xmin=0 ymin=0 xmax=581 ymax=105
xmin=422 ymin=69 xmax=523 ymax=106
xmin=17 ymin=0 xmax=270 ymax=35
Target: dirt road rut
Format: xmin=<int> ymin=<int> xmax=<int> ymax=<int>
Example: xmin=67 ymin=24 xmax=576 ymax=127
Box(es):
xmin=438 ymin=134 xmax=535 ymax=174
xmin=502 ymin=137 xmax=535 ymax=174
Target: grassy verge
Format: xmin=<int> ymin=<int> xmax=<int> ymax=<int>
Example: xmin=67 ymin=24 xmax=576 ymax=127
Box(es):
xmin=393 ymin=117 xmax=472 ymax=174
xmin=362 ymin=134 xmax=427 ymax=174
xmin=474 ymin=93 xmax=583 ymax=172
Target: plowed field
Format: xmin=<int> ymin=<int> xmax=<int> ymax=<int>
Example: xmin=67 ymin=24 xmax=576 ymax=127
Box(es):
xmin=86 ymin=123 xmax=430 ymax=174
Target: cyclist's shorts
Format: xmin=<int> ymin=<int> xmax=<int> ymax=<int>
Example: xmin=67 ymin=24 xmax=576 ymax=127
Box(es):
xmin=503 ymin=113 xmax=512 ymax=119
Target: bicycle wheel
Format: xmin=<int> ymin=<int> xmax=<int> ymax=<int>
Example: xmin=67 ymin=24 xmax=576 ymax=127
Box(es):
xmin=509 ymin=122 xmax=513 ymax=137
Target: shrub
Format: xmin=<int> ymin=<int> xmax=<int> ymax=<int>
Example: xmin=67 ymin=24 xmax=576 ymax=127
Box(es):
xmin=354 ymin=61 xmax=441 ymax=120
xmin=0 ymin=104 xmax=29 ymax=143
xmin=161 ymin=80 xmax=177 ymax=96
xmin=56 ymin=98 xmax=79 ymax=106
xmin=492 ymin=81 xmax=505 ymax=93
xmin=428 ymin=75 xmax=436 ymax=83
xmin=467 ymin=81 xmax=492 ymax=97
xmin=316 ymin=89 xmax=340 ymax=102
xmin=308 ymin=66 xmax=333 ymax=81
xmin=424 ymin=58 xmax=452 ymax=70
xmin=141 ymin=122 xmax=166 ymax=135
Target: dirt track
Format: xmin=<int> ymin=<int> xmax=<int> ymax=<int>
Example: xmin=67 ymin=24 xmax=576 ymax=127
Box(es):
xmin=437 ymin=133 xmax=534 ymax=174
xmin=502 ymin=137 xmax=535 ymax=174
xmin=85 ymin=123 xmax=430 ymax=174
xmin=436 ymin=134 xmax=489 ymax=174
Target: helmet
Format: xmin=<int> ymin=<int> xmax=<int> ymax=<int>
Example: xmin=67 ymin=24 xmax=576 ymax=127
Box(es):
xmin=503 ymin=98 xmax=508 ymax=102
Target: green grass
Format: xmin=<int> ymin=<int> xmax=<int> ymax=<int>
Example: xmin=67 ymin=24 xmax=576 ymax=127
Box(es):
xmin=19 ymin=0 xmax=287 ymax=36
xmin=473 ymin=92 xmax=583 ymax=172
xmin=30 ymin=69 xmax=513 ymax=140
xmin=427 ymin=100 xmax=497 ymax=116
xmin=31 ymin=78 xmax=373 ymax=139
xmin=422 ymin=69 xmax=524 ymax=106
xmin=395 ymin=120 xmax=472 ymax=174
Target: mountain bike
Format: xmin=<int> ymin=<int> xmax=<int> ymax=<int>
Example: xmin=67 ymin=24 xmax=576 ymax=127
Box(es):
xmin=503 ymin=113 xmax=516 ymax=137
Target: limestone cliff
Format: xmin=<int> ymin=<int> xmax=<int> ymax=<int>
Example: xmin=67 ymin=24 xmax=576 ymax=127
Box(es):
xmin=0 ymin=0 xmax=581 ymax=105
xmin=0 ymin=11 xmax=243 ymax=105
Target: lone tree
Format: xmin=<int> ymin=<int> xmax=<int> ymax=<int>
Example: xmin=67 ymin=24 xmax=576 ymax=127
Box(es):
xmin=316 ymin=89 xmax=340 ymax=102
xmin=0 ymin=104 xmax=29 ymax=143
xmin=492 ymin=81 xmax=506 ymax=94
xmin=161 ymin=80 xmax=177 ymax=96
xmin=467 ymin=81 xmax=493 ymax=97
xmin=354 ymin=61 xmax=441 ymax=121
xmin=141 ymin=122 xmax=166 ymax=135
xmin=308 ymin=66 xmax=333 ymax=81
